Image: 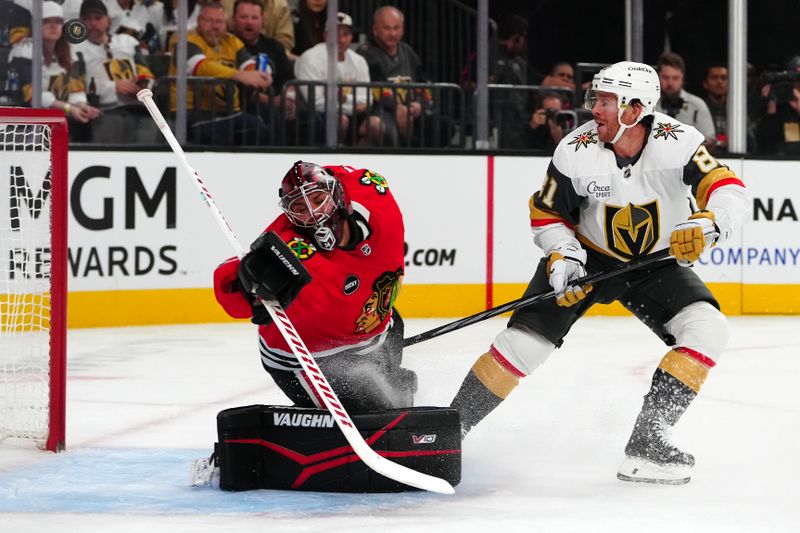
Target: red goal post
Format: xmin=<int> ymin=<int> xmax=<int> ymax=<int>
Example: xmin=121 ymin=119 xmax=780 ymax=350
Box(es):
xmin=0 ymin=107 xmax=67 ymax=452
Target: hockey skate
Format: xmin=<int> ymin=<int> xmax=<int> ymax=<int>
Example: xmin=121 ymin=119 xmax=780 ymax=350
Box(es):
xmin=617 ymin=415 xmax=694 ymax=485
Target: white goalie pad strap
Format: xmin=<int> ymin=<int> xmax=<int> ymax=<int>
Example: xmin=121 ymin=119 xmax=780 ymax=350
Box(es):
xmin=665 ymin=301 xmax=729 ymax=364
xmin=491 ymin=326 xmax=556 ymax=377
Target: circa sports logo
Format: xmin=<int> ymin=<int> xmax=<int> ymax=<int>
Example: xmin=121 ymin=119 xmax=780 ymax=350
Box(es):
xmin=568 ymin=130 xmax=598 ymax=151
xmin=653 ymin=122 xmax=684 ymax=141
xmin=286 ymin=236 xmax=316 ymax=260
xmin=359 ymin=170 xmax=388 ymax=194
xmin=587 ymin=180 xmax=611 ymax=199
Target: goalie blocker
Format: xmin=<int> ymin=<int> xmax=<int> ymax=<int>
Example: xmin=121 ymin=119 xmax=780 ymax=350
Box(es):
xmin=214 ymin=405 xmax=462 ymax=492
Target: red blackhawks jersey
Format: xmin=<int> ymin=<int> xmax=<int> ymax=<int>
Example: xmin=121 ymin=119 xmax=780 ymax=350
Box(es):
xmin=530 ymin=112 xmax=749 ymax=261
xmin=214 ymin=166 xmax=404 ymax=371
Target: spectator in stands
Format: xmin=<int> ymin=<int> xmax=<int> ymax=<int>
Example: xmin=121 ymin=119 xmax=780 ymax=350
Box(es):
xmin=223 ymin=0 xmax=294 ymax=56
xmin=231 ymin=0 xmax=296 ymax=139
xmin=541 ymin=61 xmax=575 ymax=91
xmin=490 ymin=14 xmax=530 ymax=87
xmin=702 ymin=63 xmax=729 ymax=150
xmin=524 ymin=91 xmax=565 ymax=153
xmin=756 ymin=57 xmax=800 ymax=155
xmin=105 ymin=0 xmax=152 ymax=36
xmin=6 ymin=0 xmax=100 ymax=138
xmin=655 ymin=52 xmax=716 ymax=146
xmin=357 ymin=5 xmax=445 ymax=147
xmin=231 ymin=0 xmax=294 ymax=110
xmin=148 ymin=0 xmax=201 ymax=53
xmin=295 ymin=12 xmax=380 ymax=145
xmin=486 ymin=13 xmax=535 ymax=148
xmin=168 ymin=0 xmax=270 ymax=145
xmin=72 ymin=0 xmax=157 ymax=143
xmin=0 ymin=0 xmax=31 ymax=46
xmin=290 ymin=0 xmax=326 ymax=59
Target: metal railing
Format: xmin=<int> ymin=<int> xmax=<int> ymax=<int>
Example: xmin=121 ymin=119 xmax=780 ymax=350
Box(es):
xmin=281 ymin=79 xmax=465 ymax=149
xmin=486 ymin=85 xmax=583 ymax=150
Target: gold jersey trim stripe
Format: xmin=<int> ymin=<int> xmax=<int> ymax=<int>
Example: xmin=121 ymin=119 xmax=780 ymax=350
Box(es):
xmin=694 ymin=167 xmax=738 ymax=210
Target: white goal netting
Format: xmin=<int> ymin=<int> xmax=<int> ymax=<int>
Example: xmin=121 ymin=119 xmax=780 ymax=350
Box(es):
xmin=0 ymin=122 xmax=57 ymax=449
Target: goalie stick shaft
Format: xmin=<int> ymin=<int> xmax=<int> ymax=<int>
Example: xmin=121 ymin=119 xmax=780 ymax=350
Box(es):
xmin=136 ymin=89 xmax=454 ymax=495
xmin=403 ymin=248 xmax=673 ymax=348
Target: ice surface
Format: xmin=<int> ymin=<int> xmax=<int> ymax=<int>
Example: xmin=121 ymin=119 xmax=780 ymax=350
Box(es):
xmin=1 ymin=316 xmax=798 ymax=532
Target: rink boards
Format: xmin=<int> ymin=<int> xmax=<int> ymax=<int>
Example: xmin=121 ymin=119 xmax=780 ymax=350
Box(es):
xmin=17 ymin=150 xmax=798 ymax=326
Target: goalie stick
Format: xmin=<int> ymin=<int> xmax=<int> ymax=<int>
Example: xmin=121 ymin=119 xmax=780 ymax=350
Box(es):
xmin=136 ymin=89 xmax=454 ymax=495
xmin=403 ymin=248 xmax=673 ymax=348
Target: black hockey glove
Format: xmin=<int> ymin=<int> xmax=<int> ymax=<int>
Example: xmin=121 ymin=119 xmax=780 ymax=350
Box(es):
xmin=238 ymin=231 xmax=311 ymax=310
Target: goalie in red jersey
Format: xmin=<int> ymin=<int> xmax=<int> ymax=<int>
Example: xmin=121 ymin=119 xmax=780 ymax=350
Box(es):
xmin=213 ymin=161 xmax=415 ymax=412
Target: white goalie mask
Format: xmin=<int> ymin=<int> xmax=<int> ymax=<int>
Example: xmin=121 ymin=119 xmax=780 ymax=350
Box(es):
xmin=584 ymin=61 xmax=661 ymax=143
xmin=279 ymin=161 xmax=352 ymax=251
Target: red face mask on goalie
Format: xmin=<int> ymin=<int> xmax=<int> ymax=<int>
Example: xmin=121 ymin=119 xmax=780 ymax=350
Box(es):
xmin=279 ymin=161 xmax=352 ymax=251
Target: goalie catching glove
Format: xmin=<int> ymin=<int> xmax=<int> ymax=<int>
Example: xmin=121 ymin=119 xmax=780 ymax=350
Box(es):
xmin=547 ymin=243 xmax=593 ymax=307
xmin=238 ymin=231 xmax=312 ymax=309
xmin=669 ymin=210 xmax=720 ymax=266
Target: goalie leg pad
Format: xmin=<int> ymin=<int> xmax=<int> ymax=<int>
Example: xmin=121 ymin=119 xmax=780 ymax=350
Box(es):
xmin=215 ymin=404 xmax=461 ymax=492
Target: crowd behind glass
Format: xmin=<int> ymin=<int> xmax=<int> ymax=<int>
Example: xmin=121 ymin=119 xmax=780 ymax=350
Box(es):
xmin=2 ymin=0 xmax=800 ymax=155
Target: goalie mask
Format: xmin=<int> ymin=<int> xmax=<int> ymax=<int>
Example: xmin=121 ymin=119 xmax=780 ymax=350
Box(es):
xmin=279 ymin=161 xmax=352 ymax=251
xmin=585 ymin=61 xmax=660 ymax=144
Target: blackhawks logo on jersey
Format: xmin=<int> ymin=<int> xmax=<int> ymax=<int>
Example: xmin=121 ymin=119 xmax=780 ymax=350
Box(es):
xmin=653 ymin=122 xmax=684 ymax=141
xmin=359 ymin=170 xmax=388 ymax=194
xmin=354 ymin=269 xmax=402 ymax=334
xmin=604 ymin=200 xmax=660 ymax=259
xmin=286 ymin=236 xmax=316 ymax=260
xmin=567 ymin=130 xmax=598 ymax=151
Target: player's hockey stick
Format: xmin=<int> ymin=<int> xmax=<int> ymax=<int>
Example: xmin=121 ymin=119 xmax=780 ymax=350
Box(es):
xmin=403 ymin=248 xmax=673 ymax=348
xmin=136 ymin=89 xmax=454 ymax=495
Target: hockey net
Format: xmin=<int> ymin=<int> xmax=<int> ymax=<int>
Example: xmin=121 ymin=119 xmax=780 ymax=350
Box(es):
xmin=0 ymin=108 xmax=67 ymax=451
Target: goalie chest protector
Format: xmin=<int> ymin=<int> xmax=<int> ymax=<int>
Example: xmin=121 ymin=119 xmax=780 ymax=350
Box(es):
xmin=216 ymin=404 xmax=461 ymax=492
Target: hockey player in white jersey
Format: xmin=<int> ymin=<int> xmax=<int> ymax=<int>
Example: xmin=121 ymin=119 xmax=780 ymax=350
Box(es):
xmin=449 ymin=61 xmax=749 ymax=484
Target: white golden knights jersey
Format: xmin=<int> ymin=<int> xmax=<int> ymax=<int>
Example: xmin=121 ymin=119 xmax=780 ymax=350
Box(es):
xmin=530 ymin=112 xmax=749 ymax=262
xmin=73 ymin=34 xmax=154 ymax=106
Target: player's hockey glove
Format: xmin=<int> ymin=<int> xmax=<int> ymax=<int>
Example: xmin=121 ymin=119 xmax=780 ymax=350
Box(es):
xmin=669 ymin=210 xmax=720 ymax=266
xmin=238 ymin=231 xmax=312 ymax=310
xmin=546 ymin=243 xmax=593 ymax=307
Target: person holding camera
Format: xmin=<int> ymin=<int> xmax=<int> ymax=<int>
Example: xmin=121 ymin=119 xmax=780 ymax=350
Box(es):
xmin=757 ymin=56 xmax=800 ymax=155
xmin=655 ymin=52 xmax=716 ymax=149
xmin=525 ymin=92 xmax=566 ymax=153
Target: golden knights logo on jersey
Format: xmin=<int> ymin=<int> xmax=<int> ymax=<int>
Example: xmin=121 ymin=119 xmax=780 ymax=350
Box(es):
xmin=104 ymin=58 xmax=136 ymax=81
xmin=604 ymin=200 xmax=660 ymax=259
